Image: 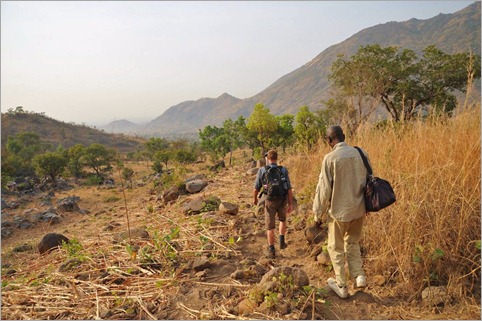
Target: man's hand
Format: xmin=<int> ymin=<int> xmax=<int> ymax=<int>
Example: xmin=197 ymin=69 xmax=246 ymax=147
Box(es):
xmin=287 ymin=203 xmax=293 ymax=213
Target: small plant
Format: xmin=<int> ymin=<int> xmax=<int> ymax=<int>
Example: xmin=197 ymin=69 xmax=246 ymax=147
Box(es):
xmin=105 ymin=195 xmax=121 ymax=203
xmin=85 ymin=174 xmax=103 ymax=186
xmin=61 ymin=238 xmax=88 ymax=262
xmin=264 ymin=291 xmax=278 ymax=308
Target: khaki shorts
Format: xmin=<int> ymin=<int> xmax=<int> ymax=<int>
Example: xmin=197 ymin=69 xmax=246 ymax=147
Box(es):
xmin=265 ymin=197 xmax=287 ymax=230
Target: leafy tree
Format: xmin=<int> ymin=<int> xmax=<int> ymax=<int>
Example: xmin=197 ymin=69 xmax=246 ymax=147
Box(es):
xmin=270 ymin=114 xmax=295 ymax=152
xmin=80 ymin=144 xmax=116 ymax=179
xmin=153 ymin=150 xmax=171 ymax=172
xmin=246 ymin=103 xmax=278 ymax=155
xmin=67 ymin=144 xmax=85 ymax=178
xmin=294 ymin=106 xmax=326 ymax=150
xmin=145 ymin=137 xmax=170 ymax=154
xmin=330 ymin=44 xmax=481 ymax=123
xmin=173 ymin=149 xmax=196 ymax=164
xmin=199 ymin=125 xmax=229 ymax=162
xmin=33 ymin=152 xmax=68 ymax=185
xmin=222 ymin=116 xmax=247 ymax=165
xmin=3 ymin=132 xmax=49 ymax=177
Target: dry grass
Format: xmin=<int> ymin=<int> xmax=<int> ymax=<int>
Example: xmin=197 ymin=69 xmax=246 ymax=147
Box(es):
xmin=287 ymin=105 xmax=481 ymax=304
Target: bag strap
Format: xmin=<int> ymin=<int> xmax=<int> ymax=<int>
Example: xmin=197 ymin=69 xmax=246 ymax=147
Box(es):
xmin=354 ymin=146 xmax=373 ymax=176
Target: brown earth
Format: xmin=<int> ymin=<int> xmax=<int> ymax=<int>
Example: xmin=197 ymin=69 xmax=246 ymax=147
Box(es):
xmin=1 ymin=161 xmax=479 ymax=320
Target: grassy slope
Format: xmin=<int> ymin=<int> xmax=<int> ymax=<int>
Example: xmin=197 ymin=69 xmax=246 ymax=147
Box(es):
xmin=1 ymin=105 xmax=480 ymax=319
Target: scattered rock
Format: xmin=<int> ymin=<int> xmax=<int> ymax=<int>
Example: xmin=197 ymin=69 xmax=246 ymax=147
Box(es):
xmin=422 ymin=286 xmax=450 ymax=307
xmin=182 ymin=196 xmax=221 ymax=215
xmin=210 ymin=160 xmax=225 ymax=172
xmin=219 ymin=202 xmax=239 ymax=215
xmin=185 ymin=180 xmax=208 ymax=194
xmin=246 ymin=168 xmax=259 ymax=176
xmin=185 ymin=174 xmax=206 ymax=183
xmin=113 ymin=227 xmax=149 ymax=243
xmin=59 ymin=258 xmax=83 ymax=272
xmin=316 ymin=252 xmax=331 ymax=266
xmin=192 ymin=256 xmax=211 ymax=271
xmin=56 ymin=196 xmax=81 ymax=212
xmin=1 ymin=227 xmax=13 ymax=238
xmin=34 ymin=211 xmax=62 ymax=224
xmin=162 ymin=186 xmax=179 ymax=204
xmin=304 ymin=223 xmax=327 ymax=244
xmin=372 ymin=275 xmax=386 ymax=287
xmin=12 ymin=244 xmax=33 ymax=253
xmin=238 ymin=298 xmax=257 ymax=316
xmin=259 ymin=266 xmax=310 ymax=289
xmin=38 ymin=233 xmax=70 ymax=255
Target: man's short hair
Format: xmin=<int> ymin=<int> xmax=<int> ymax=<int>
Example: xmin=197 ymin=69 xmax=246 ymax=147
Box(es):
xmin=267 ymin=149 xmax=278 ymax=161
xmin=327 ymin=125 xmax=345 ymax=142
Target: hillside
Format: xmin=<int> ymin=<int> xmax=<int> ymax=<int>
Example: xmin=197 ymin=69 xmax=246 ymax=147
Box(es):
xmin=1 ymin=106 xmax=480 ymax=319
xmin=130 ymin=2 xmax=480 ymax=136
xmin=99 ymin=119 xmax=142 ymax=135
xmin=1 ymin=112 xmax=145 ymax=153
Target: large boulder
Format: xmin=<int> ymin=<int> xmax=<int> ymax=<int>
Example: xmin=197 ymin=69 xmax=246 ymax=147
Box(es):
xmin=162 ymin=186 xmax=179 ymax=204
xmin=186 ymin=180 xmax=208 ymax=194
xmin=182 ymin=196 xmax=221 ymax=215
xmin=38 ymin=233 xmax=70 ymax=255
xmin=219 ymin=202 xmax=239 ymax=215
xmin=56 ymin=196 xmax=81 ymax=212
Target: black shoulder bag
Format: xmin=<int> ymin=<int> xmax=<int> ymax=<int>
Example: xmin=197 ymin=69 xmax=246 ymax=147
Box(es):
xmin=354 ymin=147 xmax=396 ymax=212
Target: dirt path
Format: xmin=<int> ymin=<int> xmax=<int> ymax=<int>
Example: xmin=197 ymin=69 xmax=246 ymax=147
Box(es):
xmin=1 ymin=163 xmax=477 ymax=319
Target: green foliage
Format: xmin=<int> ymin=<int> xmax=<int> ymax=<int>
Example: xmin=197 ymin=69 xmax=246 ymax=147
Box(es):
xmin=66 ymin=144 xmax=85 ymax=178
xmin=85 ymin=174 xmax=103 ymax=186
xmin=264 ymin=291 xmax=278 ymax=308
xmin=80 ymin=143 xmax=116 ymax=179
xmin=199 ymin=125 xmax=229 ymax=162
xmin=246 ymin=103 xmax=278 ymax=153
xmin=32 ymin=151 xmax=68 ymax=184
xmin=330 ymin=44 xmax=481 ymax=123
xmin=61 ymin=238 xmax=87 ymax=262
xmin=294 ymin=106 xmax=326 ymax=151
xmin=3 ymin=132 xmax=49 ymax=178
xmin=104 ymin=195 xmax=121 ymax=203
xmin=200 ymin=197 xmax=221 ymax=213
xmin=270 ymin=114 xmax=295 ymax=152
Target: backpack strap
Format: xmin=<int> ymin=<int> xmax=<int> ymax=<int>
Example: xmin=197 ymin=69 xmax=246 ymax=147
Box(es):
xmin=354 ymin=146 xmax=373 ymax=176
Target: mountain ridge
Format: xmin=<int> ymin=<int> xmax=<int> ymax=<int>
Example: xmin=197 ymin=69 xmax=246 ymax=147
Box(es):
xmin=102 ymin=2 xmax=481 ymax=136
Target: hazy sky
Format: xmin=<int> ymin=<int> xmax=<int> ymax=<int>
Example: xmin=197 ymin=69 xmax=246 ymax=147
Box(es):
xmin=1 ymin=1 xmax=474 ymax=126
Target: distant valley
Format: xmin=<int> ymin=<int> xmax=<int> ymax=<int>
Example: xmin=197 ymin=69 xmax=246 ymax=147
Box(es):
xmin=99 ymin=3 xmax=482 ymax=137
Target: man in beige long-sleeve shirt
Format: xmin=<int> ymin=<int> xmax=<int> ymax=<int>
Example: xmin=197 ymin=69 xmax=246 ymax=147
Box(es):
xmin=313 ymin=125 xmax=369 ymax=298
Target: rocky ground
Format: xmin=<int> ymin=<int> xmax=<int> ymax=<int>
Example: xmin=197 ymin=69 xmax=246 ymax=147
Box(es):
xmin=1 ymin=160 xmax=480 ymax=320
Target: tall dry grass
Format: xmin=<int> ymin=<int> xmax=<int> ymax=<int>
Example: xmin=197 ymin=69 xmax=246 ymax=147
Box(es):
xmin=287 ymin=105 xmax=481 ymax=303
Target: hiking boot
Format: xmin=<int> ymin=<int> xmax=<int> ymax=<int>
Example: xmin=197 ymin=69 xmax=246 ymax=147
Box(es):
xmin=280 ymin=241 xmax=288 ymax=249
xmin=355 ymin=275 xmax=367 ymax=288
xmin=266 ymin=246 xmax=275 ymax=259
xmin=327 ymin=277 xmax=348 ymax=299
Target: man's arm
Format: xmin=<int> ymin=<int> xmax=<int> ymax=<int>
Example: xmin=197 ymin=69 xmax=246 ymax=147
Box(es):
xmin=253 ymin=188 xmax=259 ymax=205
xmin=312 ymin=157 xmax=332 ymax=222
xmin=286 ymin=188 xmax=293 ymax=213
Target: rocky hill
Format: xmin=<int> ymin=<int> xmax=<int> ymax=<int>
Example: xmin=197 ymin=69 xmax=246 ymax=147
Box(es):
xmin=1 ymin=112 xmax=145 ymax=153
xmin=124 ymin=2 xmax=480 ymax=136
xmin=100 ymin=119 xmax=142 ymax=135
